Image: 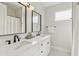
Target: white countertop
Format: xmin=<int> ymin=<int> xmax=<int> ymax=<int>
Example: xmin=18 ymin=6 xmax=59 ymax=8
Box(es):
xmin=0 ymin=34 xmax=50 ymax=56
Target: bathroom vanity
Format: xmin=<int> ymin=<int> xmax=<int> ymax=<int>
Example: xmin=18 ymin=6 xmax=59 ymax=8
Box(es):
xmin=0 ymin=35 xmax=50 ymax=56
xmin=0 ymin=2 xmax=50 ymax=56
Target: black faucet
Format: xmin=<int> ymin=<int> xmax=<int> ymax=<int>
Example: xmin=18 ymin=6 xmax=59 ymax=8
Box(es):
xmin=14 ymin=35 xmax=20 ymax=43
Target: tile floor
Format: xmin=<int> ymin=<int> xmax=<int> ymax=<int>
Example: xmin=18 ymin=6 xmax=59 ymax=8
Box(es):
xmin=48 ymin=47 xmax=71 ymax=56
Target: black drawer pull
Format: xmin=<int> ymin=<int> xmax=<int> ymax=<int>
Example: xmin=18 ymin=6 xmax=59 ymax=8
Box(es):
xmin=41 ymin=51 xmax=43 ymax=53
xmin=41 ymin=44 xmax=43 ymax=46
xmin=47 ymin=42 xmax=49 ymax=44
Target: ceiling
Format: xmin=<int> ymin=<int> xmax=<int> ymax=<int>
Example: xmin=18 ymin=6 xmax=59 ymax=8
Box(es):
xmin=30 ymin=2 xmax=61 ymax=8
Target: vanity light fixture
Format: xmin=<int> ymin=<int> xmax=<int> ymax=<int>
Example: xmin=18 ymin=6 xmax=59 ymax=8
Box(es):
xmin=27 ymin=2 xmax=30 ymax=8
xmin=21 ymin=2 xmax=34 ymax=10
xmin=20 ymin=2 xmax=28 ymax=6
xmin=27 ymin=2 xmax=34 ymax=10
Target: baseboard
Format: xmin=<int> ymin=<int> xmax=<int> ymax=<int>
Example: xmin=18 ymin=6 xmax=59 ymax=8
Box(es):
xmin=51 ymin=46 xmax=71 ymax=53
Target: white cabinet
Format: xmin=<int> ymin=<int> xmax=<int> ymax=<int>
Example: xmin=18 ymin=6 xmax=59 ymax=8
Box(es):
xmin=39 ymin=37 xmax=50 ymax=56
xmin=22 ymin=36 xmax=51 ymax=56
xmin=19 ymin=35 xmax=50 ymax=56
xmin=23 ymin=35 xmax=50 ymax=56
xmin=22 ymin=44 xmax=40 ymax=56
xmin=45 ymin=38 xmax=50 ymax=55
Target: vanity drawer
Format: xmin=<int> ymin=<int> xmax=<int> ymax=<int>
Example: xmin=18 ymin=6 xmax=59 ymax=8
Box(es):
xmin=39 ymin=38 xmax=50 ymax=56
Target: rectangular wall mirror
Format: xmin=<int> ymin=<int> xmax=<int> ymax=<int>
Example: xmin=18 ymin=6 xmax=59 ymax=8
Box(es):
xmin=0 ymin=2 xmax=26 ymax=35
xmin=32 ymin=10 xmax=41 ymax=32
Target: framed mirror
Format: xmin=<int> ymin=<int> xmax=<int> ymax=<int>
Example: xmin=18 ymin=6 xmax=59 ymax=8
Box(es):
xmin=0 ymin=2 xmax=26 ymax=36
xmin=32 ymin=10 xmax=41 ymax=32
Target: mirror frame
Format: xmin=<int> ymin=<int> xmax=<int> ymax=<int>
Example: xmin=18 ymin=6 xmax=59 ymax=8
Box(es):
xmin=31 ymin=10 xmax=42 ymax=32
xmin=0 ymin=2 xmax=27 ymax=36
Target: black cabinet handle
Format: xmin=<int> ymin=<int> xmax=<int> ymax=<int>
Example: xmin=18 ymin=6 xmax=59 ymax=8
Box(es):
xmin=41 ymin=51 xmax=43 ymax=53
xmin=41 ymin=44 xmax=43 ymax=46
xmin=47 ymin=42 xmax=49 ymax=44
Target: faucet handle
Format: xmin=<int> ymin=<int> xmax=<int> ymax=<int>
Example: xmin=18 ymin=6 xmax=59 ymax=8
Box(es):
xmin=18 ymin=37 xmax=21 ymax=42
xmin=17 ymin=36 xmax=21 ymax=42
xmin=6 ymin=40 xmax=11 ymax=44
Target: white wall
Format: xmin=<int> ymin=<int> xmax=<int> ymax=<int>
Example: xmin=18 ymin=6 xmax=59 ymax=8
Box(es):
xmin=44 ymin=3 xmax=72 ymax=50
xmin=44 ymin=2 xmax=72 ymax=28
xmin=72 ymin=2 xmax=79 ymax=56
xmin=27 ymin=7 xmax=32 ymax=32
xmin=77 ymin=4 xmax=79 ymax=56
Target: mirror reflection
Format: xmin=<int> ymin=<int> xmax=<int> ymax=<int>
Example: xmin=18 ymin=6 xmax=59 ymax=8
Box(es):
xmin=0 ymin=2 xmax=26 ymax=35
xmin=32 ymin=11 xmax=41 ymax=32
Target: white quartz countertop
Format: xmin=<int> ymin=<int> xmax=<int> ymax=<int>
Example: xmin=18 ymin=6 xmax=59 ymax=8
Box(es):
xmin=0 ymin=34 xmax=50 ymax=56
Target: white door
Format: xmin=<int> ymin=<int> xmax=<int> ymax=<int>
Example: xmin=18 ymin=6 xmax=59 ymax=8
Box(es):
xmin=54 ymin=20 xmax=72 ymax=50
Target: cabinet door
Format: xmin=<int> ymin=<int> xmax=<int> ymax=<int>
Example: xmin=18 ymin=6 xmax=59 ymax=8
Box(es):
xmin=40 ymin=40 xmax=47 ymax=56
xmin=39 ymin=37 xmax=50 ymax=56
xmin=45 ymin=38 xmax=50 ymax=55
xmin=31 ymin=44 xmax=40 ymax=56
xmin=22 ymin=44 xmax=40 ymax=56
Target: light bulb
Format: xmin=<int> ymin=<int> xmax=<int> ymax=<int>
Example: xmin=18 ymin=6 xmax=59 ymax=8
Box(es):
xmin=21 ymin=2 xmax=28 ymax=6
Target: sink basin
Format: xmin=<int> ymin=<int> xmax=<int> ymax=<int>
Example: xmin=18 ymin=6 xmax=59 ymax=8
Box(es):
xmin=0 ymin=40 xmax=32 ymax=56
xmin=14 ymin=41 xmax=31 ymax=50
